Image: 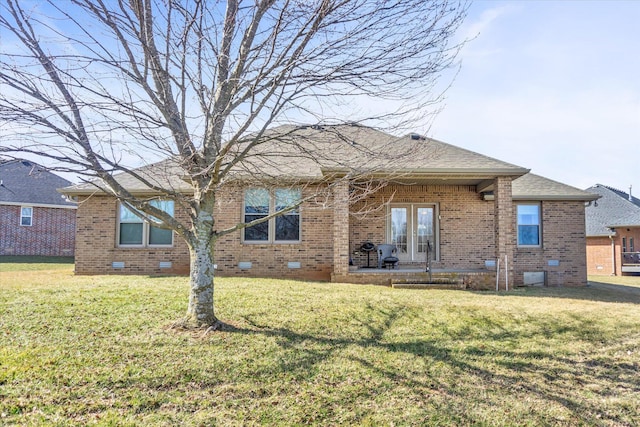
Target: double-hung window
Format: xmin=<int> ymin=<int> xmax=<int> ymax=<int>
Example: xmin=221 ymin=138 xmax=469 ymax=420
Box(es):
xmin=118 ymin=200 xmax=174 ymax=247
xmin=20 ymin=206 xmax=33 ymax=226
xmin=517 ymin=203 xmax=541 ymax=246
xmin=244 ymin=188 xmax=301 ymax=243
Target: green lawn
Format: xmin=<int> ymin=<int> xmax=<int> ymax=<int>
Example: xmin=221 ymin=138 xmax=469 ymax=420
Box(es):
xmin=0 ymin=256 xmax=74 ymax=271
xmin=1 ymin=261 xmax=639 ymax=426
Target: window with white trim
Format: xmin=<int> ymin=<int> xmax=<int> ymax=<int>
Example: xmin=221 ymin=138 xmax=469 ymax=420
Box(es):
xmin=20 ymin=206 xmax=33 ymax=226
xmin=243 ymin=188 xmax=301 ymax=243
xmin=117 ymin=200 xmax=174 ymax=247
xmin=517 ymin=203 xmax=541 ymax=246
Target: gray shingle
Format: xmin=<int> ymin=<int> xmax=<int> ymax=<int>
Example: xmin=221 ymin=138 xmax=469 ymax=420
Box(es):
xmin=63 ymin=124 xmax=530 ymax=194
xmin=585 ymin=185 xmax=640 ymax=236
xmin=60 ymin=124 xmax=597 ymax=203
xmin=62 ymin=158 xmax=192 ymax=195
xmin=231 ymin=124 xmax=531 ymax=178
xmin=512 ymin=173 xmax=599 ymax=201
xmin=0 ymin=159 xmax=76 ymax=207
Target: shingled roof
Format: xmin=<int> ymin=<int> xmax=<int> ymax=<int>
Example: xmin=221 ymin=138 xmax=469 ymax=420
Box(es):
xmin=233 ymin=124 xmax=531 ymax=179
xmin=0 ymin=159 xmax=76 ymax=207
xmin=585 ymin=184 xmax=640 ymax=236
xmin=61 ymin=124 xmax=597 ymax=203
xmin=62 ymin=124 xmax=530 ymax=195
xmin=512 ymin=173 xmax=599 ymax=201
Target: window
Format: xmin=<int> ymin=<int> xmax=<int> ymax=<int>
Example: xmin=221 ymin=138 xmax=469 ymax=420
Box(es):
xmin=118 ymin=200 xmax=174 ymax=247
xmin=631 ymin=238 xmax=635 ymax=253
xmin=244 ymin=189 xmax=270 ymax=241
xmin=244 ymin=188 xmax=301 ymax=243
xmin=20 ymin=207 xmax=33 ymax=226
xmin=517 ymin=204 xmax=540 ymax=246
xmin=275 ymin=189 xmax=301 ymax=241
xmin=622 ymin=237 xmax=627 ymax=253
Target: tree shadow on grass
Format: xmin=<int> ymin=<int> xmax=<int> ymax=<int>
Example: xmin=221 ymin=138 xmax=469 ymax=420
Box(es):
xmin=489 ymin=280 xmax=640 ymax=305
xmin=216 ymin=305 xmax=639 ymax=426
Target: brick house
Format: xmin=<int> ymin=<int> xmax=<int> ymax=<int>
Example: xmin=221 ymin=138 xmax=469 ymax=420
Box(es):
xmin=585 ymin=184 xmax=640 ymax=276
xmin=0 ymin=159 xmax=76 ymax=256
xmin=61 ymin=125 xmax=598 ymax=287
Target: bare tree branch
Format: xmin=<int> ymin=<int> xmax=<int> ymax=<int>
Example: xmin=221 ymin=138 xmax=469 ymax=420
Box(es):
xmin=0 ymin=0 xmax=468 ymax=326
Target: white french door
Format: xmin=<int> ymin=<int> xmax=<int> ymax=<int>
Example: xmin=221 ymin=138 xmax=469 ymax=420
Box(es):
xmin=389 ymin=204 xmax=437 ymax=263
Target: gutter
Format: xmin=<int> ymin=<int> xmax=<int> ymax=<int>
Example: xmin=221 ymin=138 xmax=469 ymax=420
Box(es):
xmin=320 ymin=167 xmax=531 ymax=179
xmin=483 ymin=194 xmax=600 ymax=202
xmin=0 ymin=200 xmax=77 ymax=209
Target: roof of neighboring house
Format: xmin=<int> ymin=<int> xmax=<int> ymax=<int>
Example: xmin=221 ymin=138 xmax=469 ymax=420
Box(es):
xmin=0 ymin=159 xmax=77 ymax=208
xmin=585 ymin=184 xmax=640 ymax=236
xmin=60 ymin=124 xmax=597 ymax=202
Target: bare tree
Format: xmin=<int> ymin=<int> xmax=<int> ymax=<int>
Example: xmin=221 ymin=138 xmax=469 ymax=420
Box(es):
xmin=0 ymin=0 xmax=467 ymax=328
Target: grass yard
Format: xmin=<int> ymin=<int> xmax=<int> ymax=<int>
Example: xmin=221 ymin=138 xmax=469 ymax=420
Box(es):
xmin=1 ymin=261 xmax=639 ymax=426
xmin=0 ymin=256 xmax=74 ymax=271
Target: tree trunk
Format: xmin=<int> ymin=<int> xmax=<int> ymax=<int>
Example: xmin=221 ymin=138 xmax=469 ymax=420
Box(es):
xmin=184 ymin=235 xmax=218 ymax=327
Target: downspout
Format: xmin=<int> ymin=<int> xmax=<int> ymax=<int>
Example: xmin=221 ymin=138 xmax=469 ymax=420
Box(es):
xmin=496 ymin=258 xmax=500 ymax=291
xmin=505 ymin=255 xmax=509 ymax=291
xmin=610 ymin=234 xmax=616 ymax=276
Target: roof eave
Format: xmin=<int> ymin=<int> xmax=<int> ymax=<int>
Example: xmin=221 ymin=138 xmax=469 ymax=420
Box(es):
xmin=402 ymin=168 xmax=530 ymax=176
xmin=586 ymin=232 xmax=617 ymax=238
xmin=0 ymin=200 xmax=77 ymax=209
xmin=320 ymin=167 xmax=530 ymax=179
xmin=59 ymin=187 xmax=194 ymax=197
xmin=513 ymin=194 xmax=601 ymax=202
xmin=606 ymin=223 xmax=640 ymax=229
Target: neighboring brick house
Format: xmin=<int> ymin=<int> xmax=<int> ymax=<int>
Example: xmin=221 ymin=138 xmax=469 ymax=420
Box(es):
xmin=585 ymin=184 xmax=640 ymax=276
xmin=0 ymin=159 xmax=77 ymax=256
xmin=61 ymin=125 xmax=598 ymax=287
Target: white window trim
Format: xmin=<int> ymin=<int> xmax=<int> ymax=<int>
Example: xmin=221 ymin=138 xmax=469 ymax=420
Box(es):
xmin=242 ymin=189 xmax=301 ymax=244
xmin=20 ymin=206 xmax=33 ymax=227
xmin=516 ymin=202 xmax=542 ymax=247
xmin=116 ymin=202 xmax=174 ymax=248
xmin=147 ymin=228 xmax=174 ymax=247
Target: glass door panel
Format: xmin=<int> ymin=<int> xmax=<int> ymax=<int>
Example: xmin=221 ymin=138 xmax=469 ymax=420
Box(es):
xmin=390 ymin=207 xmax=409 ymax=261
xmin=389 ymin=204 xmax=437 ymax=263
xmin=415 ymin=207 xmax=434 ymax=262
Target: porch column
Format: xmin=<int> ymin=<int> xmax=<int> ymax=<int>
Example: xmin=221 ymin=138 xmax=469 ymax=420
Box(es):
xmin=332 ymin=181 xmax=350 ymax=277
xmin=494 ymin=176 xmax=515 ymax=290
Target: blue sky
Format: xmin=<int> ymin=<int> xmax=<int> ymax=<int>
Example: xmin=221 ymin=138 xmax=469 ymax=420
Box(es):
xmin=2 ymin=1 xmax=637 ymax=196
xmin=430 ymin=0 xmax=639 ymax=194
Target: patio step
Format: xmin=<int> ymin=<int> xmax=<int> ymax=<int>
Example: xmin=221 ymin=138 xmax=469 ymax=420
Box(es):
xmin=391 ymin=277 xmax=465 ymax=290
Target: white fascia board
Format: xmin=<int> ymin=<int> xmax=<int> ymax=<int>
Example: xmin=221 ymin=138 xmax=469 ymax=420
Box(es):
xmin=0 ymin=201 xmax=77 ymax=209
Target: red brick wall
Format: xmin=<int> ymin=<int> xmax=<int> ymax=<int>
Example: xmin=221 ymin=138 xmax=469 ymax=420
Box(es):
xmin=350 ymin=188 xmax=588 ymax=286
xmin=589 ymin=228 xmax=640 ymax=276
xmin=586 ymin=236 xmax=614 ymax=275
xmin=0 ymin=204 xmax=76 ymax=256
xmin=211 ymin=185 xmax=334 ymax=281
xmin=74 ymin=186 xmax=335 ymax=280
xmin=74 ymin=196 xmax=190 ymax=275
xmin=514 ymin=201 xmax=588 ymax=286
xmin=616 ymin=227 xmax=640 ymax=276
xmin=494 ymin=177 xmax=515 ymax=289
xmin=350 ymin=184 xmax=495 ymax=269
xmin=73 ymin=185 xmax=590 ymax=286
